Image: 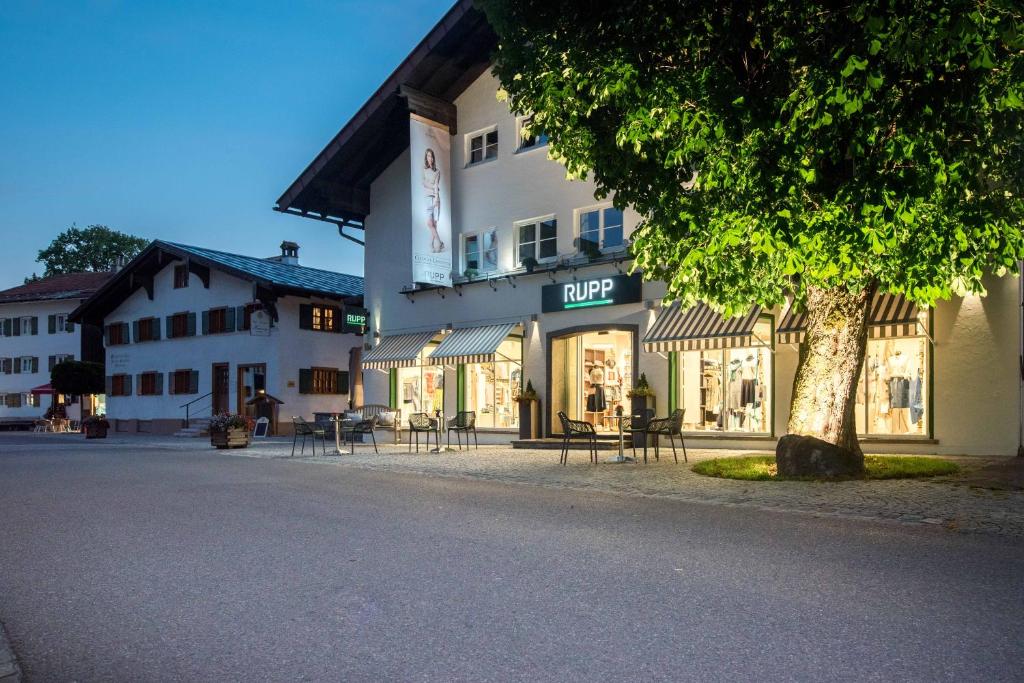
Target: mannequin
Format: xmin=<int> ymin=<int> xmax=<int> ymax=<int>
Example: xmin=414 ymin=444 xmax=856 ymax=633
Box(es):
xmin=886 ymin=348 xmax=911 ymax=434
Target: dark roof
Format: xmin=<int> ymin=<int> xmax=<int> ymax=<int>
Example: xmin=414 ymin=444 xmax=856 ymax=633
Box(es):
xmin=70 ymin=240 xmax=363 ymax=326
xmin=275 ymin=0 xmax=496 ymax=225
xmin=0 ymin=272 xmax=113 ymax=305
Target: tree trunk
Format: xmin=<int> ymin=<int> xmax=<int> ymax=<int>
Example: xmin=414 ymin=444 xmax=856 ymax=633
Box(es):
xmin=787 ymin=284 xmax=875 ymax=458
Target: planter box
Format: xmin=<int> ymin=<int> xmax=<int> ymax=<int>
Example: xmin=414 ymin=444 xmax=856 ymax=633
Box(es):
xmin=630 ymin=396 xmax=656 ymax=448
xmin=518 ymin=399 xmax=541 ymax=439
xmin=211 ymin=427 xmax=250 ymax=449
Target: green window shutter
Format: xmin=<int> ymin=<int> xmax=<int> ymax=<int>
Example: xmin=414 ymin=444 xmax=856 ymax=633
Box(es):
xmin=167 ymin=371 xmax=176 ymax=395
xmin=48 ymin=355 xmax=56 ymax=372
xmin=201 ymin=310 xmax=209 ymax=335
xmin=2 ymin=319 xmax=9 ymax=336
xmin=31 ymin=357 xmax=38 ymax=374
xmin=154 ymin=372 xmax=164 ymax=396
xmin=47 ymin=314 xmax=56 ymax=334
xmin=105 ymin=376 xmax=113 ymax=395
xmin=332 ymin=306 xmax=344 ymax=333
xmin=125 ymin=374 xmax=132 ymax=396
xmin=299 ymin=304 xmax=313 ymax=330
xmin=30 ymin=317 xmax=38 ymax=335
xmin=135 ymin=373 xmax=142 ymax=395
xmin=336 ymin=370 xmax=349 ymax=394
xmin=189 ymin=370 xmax=199 ymax=394
xmin=12 ymin=319 xmax=20 ymax=337
xmin=66 ymin=319 xmax=74 ymax=333
xmin=187 ymin=312 xmax=197 ymax=337
xmin=165 ymin=315 xmax=174 ymax=339
xmin=236 ymin=306 xmax=247 ymax=331
xmin=13 ymin=358 xmax=20 ymax=374
xmin=152 ymin=318 xmax=161 ymax=341
xmin=121 ymin=322 xmax=129 ymax=342
xmin=132 ymin=320 xmax=141 ymax=342
xmin=225 ymin=306 xmax=236 ymax=333
xmin=298 ymin=368 xmax=312 ymax=394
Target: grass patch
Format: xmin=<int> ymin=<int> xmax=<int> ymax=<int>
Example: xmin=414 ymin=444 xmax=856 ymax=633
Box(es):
xmin=692 ymin=455 xmax=959 ymax=482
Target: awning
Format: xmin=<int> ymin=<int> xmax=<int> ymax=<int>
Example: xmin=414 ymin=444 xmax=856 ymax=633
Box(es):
xmin=30 ymin=384 xmax=54 ymax=395
xmin=427 ymin=323 xmax=518 ymax=365
xmin=361 ymin=331 xmax=439 ymax=369
xmin=643 ymin=303 xmax=764 ymax=352
xmin=776 ymin=293 xmax=924 ymax=345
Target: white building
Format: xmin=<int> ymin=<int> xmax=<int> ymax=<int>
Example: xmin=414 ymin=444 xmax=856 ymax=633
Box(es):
xmin=71 ymin=240 xmax=365 ymax=435
xmin=0 ymin=272 xmax=110 ymax=427
xmin=276 ymin=1 xmax=1022 ymax=456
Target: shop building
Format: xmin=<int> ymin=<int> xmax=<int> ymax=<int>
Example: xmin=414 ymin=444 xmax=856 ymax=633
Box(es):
xmin=0 ymin=272 xmax=110 ymax=426
xmin=276 ymin=0 xmax=1022 ymax=456
xmin=70 ymin=240 xmax=365 ymax=435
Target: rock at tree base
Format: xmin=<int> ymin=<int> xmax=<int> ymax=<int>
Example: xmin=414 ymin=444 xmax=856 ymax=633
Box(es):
xmin=775 ymin=434 xmax=864 ymax=478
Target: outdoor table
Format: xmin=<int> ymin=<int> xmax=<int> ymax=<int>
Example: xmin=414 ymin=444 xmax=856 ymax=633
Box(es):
xmin=430 ymin=412 xmax=455 ymax=453
xmin=605 ymin=414 xmax=634 ymax=463
xmin=330 ymin=415 xmax=354 ymax=455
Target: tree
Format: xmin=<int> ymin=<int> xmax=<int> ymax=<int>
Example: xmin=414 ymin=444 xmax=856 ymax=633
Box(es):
xmin=482 ymin=0 xmax=1024 ymax=462
xmin=51 ymin=360 xmax=105 ymax=397
xmin=35 ymin=225 xmax=148 ymax=277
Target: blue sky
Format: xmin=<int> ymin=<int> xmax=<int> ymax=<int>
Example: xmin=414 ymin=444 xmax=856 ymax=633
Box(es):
xmin=0 ymin=0 xmax=452 ymax=289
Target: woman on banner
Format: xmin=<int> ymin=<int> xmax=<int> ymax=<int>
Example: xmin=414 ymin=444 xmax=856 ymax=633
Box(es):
xmin=422 ymin=148 xmax=444 ymax=253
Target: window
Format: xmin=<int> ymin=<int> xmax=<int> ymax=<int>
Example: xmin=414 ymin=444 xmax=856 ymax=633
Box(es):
xmin=204 ymin=307 xmax=235 ymax=335
xmin=395 ymin=346 xmax=444 ymax=415
xmin=168 ymin=312 xmax=193 ymax=339
xmin=134 ymin=317 xmax=160 ymax=342
xmin=20 ymin=317 xmax=37 ymax=336
xmin=298 ymin=367 xmax=348 ymax=395
xmin=516 ymin=217 xmax=558 ymax=266
xmin=20 ymin=357 xmax=37 ymax=374
xmin=110 ymin=374 xmax=131 ymax=397
xmin=138 ymin=371 xmax=162 ymax=396
xmin=856 ymin=336 xmax=929 ymax=437
xmin=300 ymin=304 xmax=338 ymax=332
xmin=517 ymin=115 xmax=548 ymax=151
xmin=0 ymin=319 xmax=5 ymax=337
xmin=578 ymin=205 xmax=625 ymax=252
xmin=463 ymin=229 xmax=498 ymax=273
xmin=676 ymin=318 xmax=774 ymax=434
xmin=170 ymin=370 xmax=198 ymax=395
xmin=464 ymin=336 xmax=523 ymax=429
xmin=4 ymin=393 xmax=21 ymax=408
xmin=238 ymin=303 xmax=258 ymax=331
xmin=313 ymin=305 xmax=335 ymax=332
xmin=467 ymin=127 xmax=498 ymax=165
xmin=26 ymin=393 xmax=39 ymax=408
xmin=48 ymin=313 xmax=70 ymax=334
xmin=48 ymin=354 xmax=73 ymax=371
xmin=0 ymin=358 xmax=10 ymax=374
xmin=106 ymin=322 xmax=129 ymax=345
xmin=173 ymin=265 xmax=189 ymax=289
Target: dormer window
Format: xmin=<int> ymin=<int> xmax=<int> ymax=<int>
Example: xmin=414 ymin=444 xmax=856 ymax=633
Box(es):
xmin=173 ymin=265 xmax=189 ymax=289
xmin=467 ymin=127 xmax=498 ymax=165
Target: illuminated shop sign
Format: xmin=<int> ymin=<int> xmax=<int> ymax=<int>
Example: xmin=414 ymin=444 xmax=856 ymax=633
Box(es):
xmin=541 ymin=273 xmax=643 ymax=313
xmin=343 ymin=307 xmax=368 ymax=334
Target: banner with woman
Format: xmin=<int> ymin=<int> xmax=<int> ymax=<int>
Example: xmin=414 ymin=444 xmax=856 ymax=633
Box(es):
xmin=409 ymin=114 xmax=452 ymax=286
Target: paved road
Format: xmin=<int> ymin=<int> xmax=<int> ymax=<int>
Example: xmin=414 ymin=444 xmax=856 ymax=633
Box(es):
xmin=0 ymin=444 xmax=1021 ymax=681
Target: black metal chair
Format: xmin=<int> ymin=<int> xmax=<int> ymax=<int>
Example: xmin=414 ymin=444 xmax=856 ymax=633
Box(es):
xmin=408 ymin=412 xmax=437 ymax=453
xmin=642 ymin=409 xmax=687 ymax=463
xmin=340 ymin=415 xmax=378 ymax=454
xmin=556 ymin=411 xmax=598 ymax=465
xmin=623 ymin=407 xmax=656 ymax=463
xmin=447 ymin=411 xmax=478 ymax=450
xmin=291 ymin=416 xmax=327 ymax=457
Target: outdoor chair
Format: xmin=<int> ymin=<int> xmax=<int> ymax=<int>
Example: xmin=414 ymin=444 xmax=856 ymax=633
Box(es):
xmin=408 ymin=412 xmax=438 ymax=453
xmin=622 ymin=408 xmax=656 ymax=463
xmin=447 ymin=411 xmax=478 ymax=450
xmin=636 ymin=409 xmax=687 ymax=463
xmin=557 ymin=411 xmax=598 ymax=465
xmin=291 ymin=416 xmax=327 ymax=457
xmin=340 ymin=415 xmax=379 ymax=454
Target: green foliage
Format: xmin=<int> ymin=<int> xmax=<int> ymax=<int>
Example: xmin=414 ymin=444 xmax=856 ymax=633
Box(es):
xmin=482 ymin=0 xmax=1024 ymax=312
xmin=36 ymin=225 xmax=147 ymax=277
xmin=693 ymin=455 xmax=959 ymax=481
xmin=50 ymin=360 xmax=105 ymax=396
xmin=627 ymin=372 xmax=655 ymax=398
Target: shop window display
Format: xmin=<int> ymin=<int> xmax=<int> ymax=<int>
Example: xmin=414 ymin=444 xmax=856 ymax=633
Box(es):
xmin=397 ymin=347 xmax=444 ymax=417
xmin=463 ymin=337 xmax=522 ymax=429
xmin=856 ymin=337 xmax=928 ymax=436
xmin=551 ymin=329 xmax=633 ymax=433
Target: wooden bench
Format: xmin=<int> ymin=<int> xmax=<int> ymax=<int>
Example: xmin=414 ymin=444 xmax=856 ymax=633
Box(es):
xmin=349 ymin=404 xmax=402 ymax=444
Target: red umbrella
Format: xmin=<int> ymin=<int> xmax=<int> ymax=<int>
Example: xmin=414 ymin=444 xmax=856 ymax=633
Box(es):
xmin=30 ymin=384 xmax=54 ymax=396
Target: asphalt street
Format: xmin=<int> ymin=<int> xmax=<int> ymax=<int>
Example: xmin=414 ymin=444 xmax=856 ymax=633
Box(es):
xmin=0 ymin=441 xmax=1021 ymax=681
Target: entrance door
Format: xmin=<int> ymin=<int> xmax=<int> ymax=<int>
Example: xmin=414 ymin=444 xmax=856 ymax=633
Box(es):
xmin=550 ymin=329 xmax=634 ymax=434
xmin=212 ymin=363 xmax=230 ymax=415
xmin=237 ymin=364 xmax=267 ymax=417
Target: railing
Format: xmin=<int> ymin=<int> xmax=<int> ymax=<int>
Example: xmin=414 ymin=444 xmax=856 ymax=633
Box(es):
xmin=180 ymin=392 xmax=214 ymax=428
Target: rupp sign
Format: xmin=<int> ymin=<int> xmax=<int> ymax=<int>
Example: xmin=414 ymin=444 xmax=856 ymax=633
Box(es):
xmin=541 ymin=273 xmax=643 ymax=313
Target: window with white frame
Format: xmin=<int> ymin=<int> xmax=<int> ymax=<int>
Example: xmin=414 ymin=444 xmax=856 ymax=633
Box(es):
xmin=577 ymin=205 xmax=625 ymax=252
xmin=466 ymin=127 xmax=498 ymax=165
xmin=20 ymin=357 xmax=36 ymax=374
xmin=516 ymin=217 xmax=558 ymax=266
xmin=516 ymin=115 xmax=548 ymax=151
xmin=20 ymin=317 xmax=35 ymax=335
xmin=463 ymin=229 xmax=499 ymax=273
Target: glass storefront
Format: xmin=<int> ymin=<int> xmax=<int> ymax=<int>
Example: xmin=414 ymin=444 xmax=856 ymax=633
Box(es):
xmin=463 ymin=337 xmax=523 ymax=429
xmin=856 ymin=335 xmax=929 ymax=436
xmin=551 ymin=329 xmax=634 ymax=433
xmin=675 ymin=319 xmax=773 ymax=434
xmin=396 ymin=347 xmax=444 ymax=416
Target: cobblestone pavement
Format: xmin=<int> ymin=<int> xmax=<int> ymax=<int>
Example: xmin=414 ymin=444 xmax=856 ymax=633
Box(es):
xmin=227 ymin=438 xmax=1024 ymax=538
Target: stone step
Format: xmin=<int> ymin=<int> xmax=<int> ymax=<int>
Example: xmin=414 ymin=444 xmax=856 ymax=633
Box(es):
xmin=174 ymin=427 xmax=208 ymax=438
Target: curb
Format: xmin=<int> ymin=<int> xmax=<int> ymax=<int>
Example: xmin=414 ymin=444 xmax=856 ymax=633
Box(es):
xmin=0 ymin=621 xmax=22 ymax=682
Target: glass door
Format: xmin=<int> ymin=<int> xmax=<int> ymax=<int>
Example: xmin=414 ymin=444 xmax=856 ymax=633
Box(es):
xmin=549 ymin=335 xmax=580 ymax=435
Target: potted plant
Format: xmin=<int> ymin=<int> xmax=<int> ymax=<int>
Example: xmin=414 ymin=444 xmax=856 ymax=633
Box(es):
xmin=83 ymin=414 xmax=110 ymax=439
xmin=626 ymin=373 xmax=656 ymax=448
xmin=517 ymin=380 xmax=542 ymax=440
xmin=209 ymin=413 xmax=250 ymax=449
xmin=464 ymin=267 xmax=479 ymax=280
xmin=521 ymin=256 xmax=539 ymax=273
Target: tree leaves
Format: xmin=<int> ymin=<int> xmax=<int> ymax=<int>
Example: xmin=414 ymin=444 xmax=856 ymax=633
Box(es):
xmin=36 ymin=225 xmax=148 ymax=277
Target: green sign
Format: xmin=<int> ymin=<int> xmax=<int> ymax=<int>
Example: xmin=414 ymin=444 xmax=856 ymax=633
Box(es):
xmin=343 ymin=307 xmax=367 ymax=335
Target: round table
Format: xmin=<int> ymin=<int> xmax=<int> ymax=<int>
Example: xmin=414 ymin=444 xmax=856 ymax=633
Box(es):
xmin=605 ymin=414 xmax=634 ymax=463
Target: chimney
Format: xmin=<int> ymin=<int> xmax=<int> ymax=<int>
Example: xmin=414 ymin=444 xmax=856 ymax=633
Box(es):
xmin=277 ymin=241 xmax=299 ymax=266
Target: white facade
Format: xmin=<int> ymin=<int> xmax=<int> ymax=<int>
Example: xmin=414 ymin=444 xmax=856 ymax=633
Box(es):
xmin=101 ymin=261 xmax=363 ymax=434
xmin=0 ymin=298 xmax=88 ymax=423
xmin=359 ymin=69 xmax=1023 ymax=456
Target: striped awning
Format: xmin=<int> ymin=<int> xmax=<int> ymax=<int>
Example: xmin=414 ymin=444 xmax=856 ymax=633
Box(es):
xmin=643 ymin=303 xmax=764 ymax=352
xmin=427 ymin=323 xmax=518 ymax=366
xmin=362 ymin=331 xmax=438 ymax=369
xmin=776 ymin=293 xmax=923 ymax=345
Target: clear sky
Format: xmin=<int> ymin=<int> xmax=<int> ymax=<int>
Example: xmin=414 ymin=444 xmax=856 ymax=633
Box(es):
xmin=0 ymin=0 xmax=452 ymax=289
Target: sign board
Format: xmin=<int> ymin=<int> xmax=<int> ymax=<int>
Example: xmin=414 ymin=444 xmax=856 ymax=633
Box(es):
xmin=252 ymin=417 xmax=270 ymax=438
xmin=342 ymin=306 xmax=367 ymax=335
xmin=541 ymin=273 xmax=643 ymax=313
xmin=250 ymin=310 xmax=272 ymax=336
xmin=108 ymin=351 xmax=129 ymax=372
xmin=409 ymin=113 xmax=452 ymax=287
